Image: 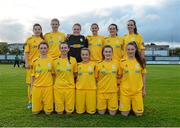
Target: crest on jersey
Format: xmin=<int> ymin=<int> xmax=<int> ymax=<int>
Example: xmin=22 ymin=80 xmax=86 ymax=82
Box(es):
xmin=48 ymin=63 xmax=51 ymax=67
xmin=131 ymin=37 xmax=135 ymax=41
xmin=135 ymin=64 xmax=139 ymax=68
xmin=88 ymin=66 xmax=93 ymax=71
xmin=112 ymin=65 xmax=116 ymax=69
xmin=80 ymin=38 xmax=83 ymax=42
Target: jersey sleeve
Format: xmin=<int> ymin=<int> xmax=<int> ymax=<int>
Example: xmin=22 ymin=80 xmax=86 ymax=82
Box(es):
xmin=142 ymin=68 xmax=147 ymax=74
xmin=31 ymin=61 xmax=36 ymax=77
xmin=84 ymin=36 xmax=88 ymax=48
xmin=72 ymin=58 xmax=78 ymax=73
xmin=24 ymin=39 xmax=30 ymax=53
xmin=137 ymin=34 xmax=145 ymax=50
xmin=118 ymin=61 xmax=124 ymax=75
xmin=51 ymin=60 xmax=55 ymax=75
xmin=94 ymin=64 xmax=99 ymax=79
xmin=102 ymin=36 xmax=105 ymax=46
xmin=61 ymin=32 xmax=66 ymax=42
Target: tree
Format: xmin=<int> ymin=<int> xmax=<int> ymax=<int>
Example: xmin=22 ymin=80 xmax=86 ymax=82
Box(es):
xmin=0 ymin=42 xmax=9 ymax=54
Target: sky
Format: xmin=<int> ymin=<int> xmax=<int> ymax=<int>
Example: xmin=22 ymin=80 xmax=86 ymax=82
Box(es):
xmin=0 ymin=0 xmax=179 ymax=46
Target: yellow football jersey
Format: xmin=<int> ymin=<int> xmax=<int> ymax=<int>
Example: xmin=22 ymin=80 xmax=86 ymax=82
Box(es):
xmin=52 ymin=57 xmax=77 ymax=89
xmin=123 ymin=33 xmax=145 ymax=58
xmin=24 ymin=36 xmax=43 ymax=65
xmin=86 ymin=35 xmax=105 ymax=61
xmin=76 ymin=61 xmax=96 ymax=90
xmin=119 ymin=58 xmax=146 ymax=95
xmin=95 ymin=60 xmax=119 ymax=93
xmin=44 ymin=32 xmax=66 ymax=59
xmin=104 ymin=36 xmax=123 ymax=61
xmin=31 ymin=57 xmax=54 ymax=87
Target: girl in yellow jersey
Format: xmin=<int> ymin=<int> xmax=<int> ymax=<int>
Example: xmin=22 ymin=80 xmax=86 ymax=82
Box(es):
xmin=44 ymin=18 xmax=66 ymax=59
xmin=52 ymin=42 xmax=77 ymax=114
xmin=123 ymin=19 xmax=145 ymax=59
xmin=104 ymin=24 xmax=123 ymax=61
xmin=95 ymin=45 xmax=120 ymax=115
xmin=76 ymin=48 xmax=96 ymax=114
xmin=30 ymin=42 xmax=54 ymax=115
xmin=119 ymin=41 xmax=146 ymax=116
xmin=24 ymin=23 xmax=44 ymax=109
xmin=86 ymin=23 xmax=104 ymax=62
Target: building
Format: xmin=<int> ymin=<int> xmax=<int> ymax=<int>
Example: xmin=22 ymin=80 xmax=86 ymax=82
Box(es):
xmin=8 ymin=43 xmax=24 ymax=51
xmin=145 ymin=44 xmax=169 ymax=56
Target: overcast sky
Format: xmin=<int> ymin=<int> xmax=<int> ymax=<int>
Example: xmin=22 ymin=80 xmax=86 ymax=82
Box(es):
xmin=0 ymin=0 xmax=179 ymax=46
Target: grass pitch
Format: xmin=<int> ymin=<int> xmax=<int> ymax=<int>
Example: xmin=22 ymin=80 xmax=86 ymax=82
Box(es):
xmin=0 ymin=64 xmax=180 ymax=127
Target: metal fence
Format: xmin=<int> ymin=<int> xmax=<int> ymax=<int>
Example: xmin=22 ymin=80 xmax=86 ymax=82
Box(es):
xmin=0 ymin=54 xmax=180 ymax=64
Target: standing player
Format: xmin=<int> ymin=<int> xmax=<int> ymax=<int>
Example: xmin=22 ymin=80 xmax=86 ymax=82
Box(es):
xmin=104 ymin=24 xmax=123 ymax=61
xmin=76 ymin=48 xmax=96 ymax=114
xmin=30 ymin=42 xmax=54 ymax=115
xmin=52 ymin=42 xmax=77 ymax=114
xmin=66 ymin=23 xmax=88 ymax=62
xmin=123 ymin=19 xmax=145 ymax=59
xmin=95 ymin=45 xmax=120 ymax=115
xmin=24 ymin=23 xmax=44 ymax=109
xmin=86 ymin=23 xmax=104 ymax=62
xmin=119 ymin=41 xmax=146 ymax=116
xmin=44 ymin=18 xmax=66 ymax=59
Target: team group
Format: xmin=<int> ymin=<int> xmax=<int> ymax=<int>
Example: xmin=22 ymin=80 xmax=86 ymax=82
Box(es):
xmin=24 ymin=18 xmax=146 ymax=116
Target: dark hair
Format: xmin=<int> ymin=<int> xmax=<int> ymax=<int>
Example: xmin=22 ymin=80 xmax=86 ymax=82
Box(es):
xmin=102 ymin=45 xmax=113 ymax=60
xmin=81 ymin=47 xmax=91 ymax=55
xmin=73 ymin=23 xmax=81 ymax=30
xmin=91 ymin=23 xmax=99 ymax=28
xmin=38 ymin=41 xmax=49 ymax=49
xmin=33 ymin=23 xmax=44 ymax=40
xmin=108 ymin=23 xmax=118 ymax=36
xmin=127 ymin=41 xmax=145 ymax=68
xmin=51 ymin=18 xmax=60 ymax=25
xmin=60 ymin=42 xmax=71 ymax=64
xmin=128 ymin=19 xmax=138 ymax=35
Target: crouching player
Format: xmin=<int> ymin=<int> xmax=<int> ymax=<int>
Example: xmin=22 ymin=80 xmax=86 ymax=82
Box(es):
xmin=119 ymin=42 xmax=146 ymax=116
xmin=95 ymin=45 xmax=120 ymax=115
xmin=30 ymin=41 xmax=54 ymax=115
xmin=52 ymin=42 xmax=77 ymax=114
xmin=76 ymin=48 xmax=96 ymax=114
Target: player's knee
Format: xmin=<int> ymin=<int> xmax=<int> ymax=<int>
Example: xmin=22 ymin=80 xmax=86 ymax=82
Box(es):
xmin=135 ymin=112 xmax=143 ymax=116
xmin=32 ymin=112 xmax=40 ymax=115
xmin=98 ymin=110 xmax=106 ymax=115
xmin=109 ymin=110 xmax=117 ymax=116
xmin=66 ymin=112 xmax=72 ymax=115
xmin=57 ymin=112 xmax=63 ymax=115
xmin=121 ymin=111 xmax=129 ymax=116
xmin=45 ymin=112 xmax=51 ymax=115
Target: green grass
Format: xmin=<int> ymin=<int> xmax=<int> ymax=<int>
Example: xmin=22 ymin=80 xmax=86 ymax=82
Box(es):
xmin=0 ymin=64 xmax=180 ymax=127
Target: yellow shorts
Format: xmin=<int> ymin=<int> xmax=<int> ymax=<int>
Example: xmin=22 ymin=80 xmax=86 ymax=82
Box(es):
xmin=119 ymin=92 xmax=144 ymax=113
xmin=54 ymin=87 xmax=75 ymax=113
xmin=97 ymin=92 xmax=118 ymax=111
xmin=26 ymin=69 xmax=31 ymax=84
xmin=32 ymin=86 xmax=53 ymax=113
xmin=76 ymin=89 xmax=96 ymax=114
